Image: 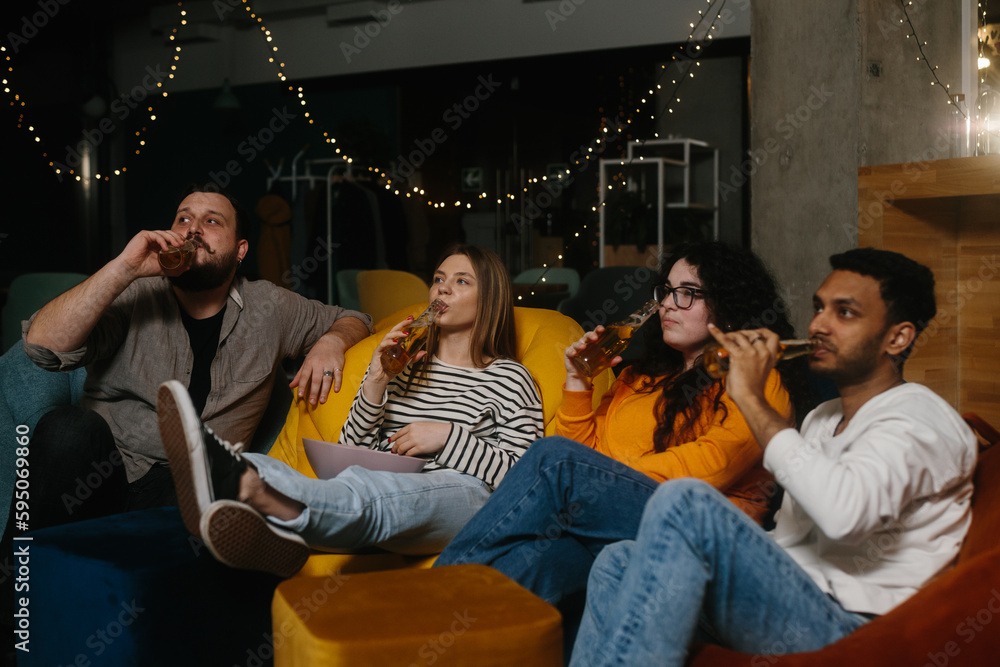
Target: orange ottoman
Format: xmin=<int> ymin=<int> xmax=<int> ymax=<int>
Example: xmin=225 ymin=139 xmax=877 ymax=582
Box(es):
xmin=272 ymin=564 xmax=563 ymax=666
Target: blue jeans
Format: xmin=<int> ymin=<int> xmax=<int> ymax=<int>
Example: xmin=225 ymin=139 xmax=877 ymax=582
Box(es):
xmin=436 ymin=437 xmax=660 ymax=604
xmin=570 ymin=479 xmax=871 ymax=667
xmin=244 ymin=453 xmax=491 ymax=554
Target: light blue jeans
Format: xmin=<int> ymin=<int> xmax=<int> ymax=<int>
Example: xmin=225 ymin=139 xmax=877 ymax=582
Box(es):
xmin=570 ymin=479 xmax=871 ymax=667
xmin=243 ymin=453 xmax=491 ymax=554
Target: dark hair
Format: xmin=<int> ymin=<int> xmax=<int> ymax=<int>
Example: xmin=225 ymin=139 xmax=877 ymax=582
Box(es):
xmin=629 ymin=241 xmax=814 ymax=453
xmin=828 ymin=248 xmax=936 ymax=361
xmin=177 ymin=181 xmax=248 ymax=241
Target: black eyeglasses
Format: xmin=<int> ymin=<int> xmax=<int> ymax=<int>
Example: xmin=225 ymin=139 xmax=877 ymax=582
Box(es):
xmin=653 ymin=284 xmax=707 ymax=310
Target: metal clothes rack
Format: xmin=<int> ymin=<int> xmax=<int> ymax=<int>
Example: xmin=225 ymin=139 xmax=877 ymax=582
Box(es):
xmin=265 ymin=148 xmax=354 ymax=305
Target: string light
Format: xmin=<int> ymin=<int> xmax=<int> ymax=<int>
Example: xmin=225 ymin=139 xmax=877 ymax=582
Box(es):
xmin=899 ymin=0 xmax=966 ymax=118
xmin=240 ymin=0 xmax=534 ymax=209
xmin=975 ymin=0 xmax=996 ymax=154
xmin=555 ymin=0 xmax=729 ymax=270
xmin=3 ymin=2 xmax=187 ymax=181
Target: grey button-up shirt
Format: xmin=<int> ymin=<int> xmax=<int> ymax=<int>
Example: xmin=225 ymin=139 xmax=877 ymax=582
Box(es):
xmin=23 ymin=276 xmax=373 ymax=481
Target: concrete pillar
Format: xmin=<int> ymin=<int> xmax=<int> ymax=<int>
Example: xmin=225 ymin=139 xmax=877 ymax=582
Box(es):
xmin=750 ymin=0 xmax=968 ymax=333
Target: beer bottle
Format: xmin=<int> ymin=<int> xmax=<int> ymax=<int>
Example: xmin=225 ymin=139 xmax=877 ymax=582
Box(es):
xmin=158 ymin=238 xmax=200 ymax=270
xmin=570 ymin=299 xmax=660 ymax=378
xmin=380 ymin=299 xmax=447 ymax=374
xmin=703 ymin=339 xmax=820 ymax=379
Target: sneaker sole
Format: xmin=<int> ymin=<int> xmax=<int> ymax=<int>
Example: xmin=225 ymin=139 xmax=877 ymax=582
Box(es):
xmin=201 ymin=500 xmax=310 ymax=579
xmin=158 ymin=381 xmax=212 ymax=537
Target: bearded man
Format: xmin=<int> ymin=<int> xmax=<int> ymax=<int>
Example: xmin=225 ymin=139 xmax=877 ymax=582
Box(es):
xmin=23 ymin=182 xmax=372 ymax=528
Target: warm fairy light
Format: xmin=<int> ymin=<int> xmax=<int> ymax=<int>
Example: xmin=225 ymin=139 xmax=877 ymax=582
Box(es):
xmin=899 ymin=0 xmax=966 ymax=118
xmin=6 ymin=2 xmax=185 ymax=180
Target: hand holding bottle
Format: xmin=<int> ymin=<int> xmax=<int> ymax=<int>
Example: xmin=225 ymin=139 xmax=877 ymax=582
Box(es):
xmin=363 ymin=318 xmax=423 ymax=402
xmin=705 ymin=325 xmax=784 ymax=406
xmin=114 ymin=230 xmax=193 ymax=280
xmin=568 ymin=299 xmax=660 ymax=379
xmin=158 ymin=237 xmax=201 ymax=270
xmin=379 ymin=299 xmax=446 ymax=375
xmin=565 ymin=326 xmax=621 ymax=391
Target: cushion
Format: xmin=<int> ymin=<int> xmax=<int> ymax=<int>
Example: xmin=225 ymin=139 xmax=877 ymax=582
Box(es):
xmin=271 ymin=564 xmax=562 ymax=666
xmin=269 ymin=304 xmax=613 ymax=477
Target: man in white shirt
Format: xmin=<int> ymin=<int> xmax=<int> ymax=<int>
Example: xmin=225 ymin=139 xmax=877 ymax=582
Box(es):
xmin=568 ymin=248 xmax=977 ymax=667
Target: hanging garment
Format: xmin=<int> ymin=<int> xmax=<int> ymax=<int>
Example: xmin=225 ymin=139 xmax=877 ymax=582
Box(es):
xmin=255 ymin=193 xmax=293 ymax=288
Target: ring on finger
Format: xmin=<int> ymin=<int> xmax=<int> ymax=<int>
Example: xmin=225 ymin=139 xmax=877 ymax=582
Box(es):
xmin=323 ymin=370 xmax=333 ymax=377
xmin=750 ymin=337 xmax=765 ymax=344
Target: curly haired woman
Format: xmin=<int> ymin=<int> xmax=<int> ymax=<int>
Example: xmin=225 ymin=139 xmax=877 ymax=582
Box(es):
xmin=436 ymin=241 xmax=814 ymax=632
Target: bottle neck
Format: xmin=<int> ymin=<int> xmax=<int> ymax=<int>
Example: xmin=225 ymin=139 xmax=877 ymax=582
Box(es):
xmin=413 ymin=299 xmax=446 ymax=327
xmin=615 ymin=299 xmax=661 ymax=329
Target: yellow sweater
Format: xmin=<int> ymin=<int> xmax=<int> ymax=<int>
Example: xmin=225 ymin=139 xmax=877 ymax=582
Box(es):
xmin=554 ymin=368 xmax=791 ymax=524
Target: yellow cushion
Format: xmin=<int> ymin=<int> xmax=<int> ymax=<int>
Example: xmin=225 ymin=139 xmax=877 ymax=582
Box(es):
xmin=356 ymin=269 xmax=429 ymax=324
xmin=269 ymin=304 xmax=614 ymax=478
xmin=271 ymin=564 xmax=563 ymax=666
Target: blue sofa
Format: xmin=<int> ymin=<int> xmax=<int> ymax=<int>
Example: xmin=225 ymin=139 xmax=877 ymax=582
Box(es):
xmin=2 ymin=341 xmax=293 ymax=666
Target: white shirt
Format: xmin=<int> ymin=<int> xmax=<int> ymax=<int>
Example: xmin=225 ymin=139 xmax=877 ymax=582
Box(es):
xmin=764 ymin=383 xmax=977 ymax=615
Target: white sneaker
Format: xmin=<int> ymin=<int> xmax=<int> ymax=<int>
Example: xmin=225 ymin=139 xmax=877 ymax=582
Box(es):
xmin=200 ymin=499 xmax=310 ymax=578
xmin=157 ymin=380 xmax=247 ymax=537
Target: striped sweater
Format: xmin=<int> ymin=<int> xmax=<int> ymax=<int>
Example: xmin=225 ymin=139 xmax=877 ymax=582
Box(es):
xmin=339 ymin=357 xmax=543 ymax=489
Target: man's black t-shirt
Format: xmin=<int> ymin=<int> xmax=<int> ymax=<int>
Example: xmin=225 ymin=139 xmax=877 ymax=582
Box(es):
xmin=179 ymin=305 xmax=226 ymax=417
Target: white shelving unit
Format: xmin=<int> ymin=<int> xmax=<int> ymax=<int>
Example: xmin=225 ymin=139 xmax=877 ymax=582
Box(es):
xmin=598 ymin=138 xmax=719 ymax=266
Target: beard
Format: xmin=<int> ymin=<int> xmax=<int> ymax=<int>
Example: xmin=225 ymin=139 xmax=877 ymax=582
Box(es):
xmin=168 ymin=245 xmax=239 ymax=292
xmin=809 ymin=331 xmax=886 ymax=385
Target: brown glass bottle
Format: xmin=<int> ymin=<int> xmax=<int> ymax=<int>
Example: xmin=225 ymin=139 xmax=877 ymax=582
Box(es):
xmin=571 ymin=299 xmax=660 ymax=378
xmin=702 ymin=339 xmax=820 ymax=379
xmin=158 ymin=239 xmax=200 ymax=270
xmin=380 ymin=299 xmax=447 ymax=374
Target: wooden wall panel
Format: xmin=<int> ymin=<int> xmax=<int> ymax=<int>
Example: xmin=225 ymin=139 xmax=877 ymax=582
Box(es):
xmin=859 ymin=157 xmax=1000 ymax=427
xmin=885 ymin=199 xmax=960 ymax=404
